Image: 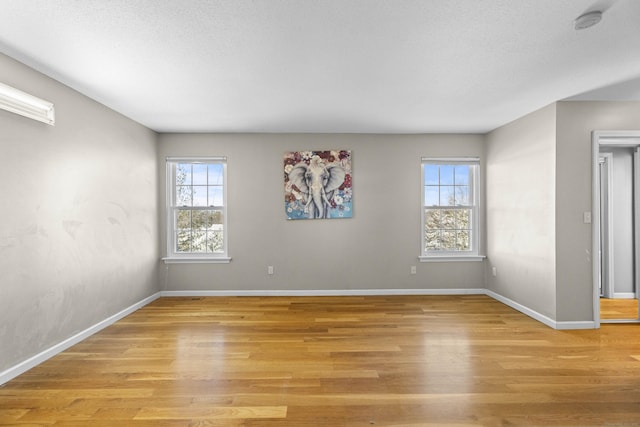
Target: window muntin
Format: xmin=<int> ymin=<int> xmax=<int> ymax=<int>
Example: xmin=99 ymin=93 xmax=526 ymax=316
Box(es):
xmin=422 ymin=158 xmax=480 ymax=257
xmin=166 ymin=158 xmax=228 ymax=260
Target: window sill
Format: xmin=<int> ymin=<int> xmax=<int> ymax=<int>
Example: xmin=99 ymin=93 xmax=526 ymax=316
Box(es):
xmin=419 ymin=255 xmax=486 ymax=263
xmin=162 ymin=257 xmax=231 ymax=264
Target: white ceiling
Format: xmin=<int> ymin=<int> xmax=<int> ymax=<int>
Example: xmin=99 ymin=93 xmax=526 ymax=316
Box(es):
xmin=0 ymin=0 xmax=639 ymax=134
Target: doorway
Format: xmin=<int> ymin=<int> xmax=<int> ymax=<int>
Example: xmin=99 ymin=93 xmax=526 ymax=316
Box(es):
xmin=592 ymin=131 xmax=640 ymax=325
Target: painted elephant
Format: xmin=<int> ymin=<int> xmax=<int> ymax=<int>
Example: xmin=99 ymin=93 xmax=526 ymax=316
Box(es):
xmin=288 ymin=155 xmax=346 ymax=218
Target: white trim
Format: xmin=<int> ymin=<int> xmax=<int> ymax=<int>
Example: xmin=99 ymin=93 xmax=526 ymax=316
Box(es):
xmin=162 ymin=257 xmax=231 ymax=264
xmin=485 ymin=290 xmax=597 ymax=330
xmin=166 ymin=156 xmax=227 ymax=162
xmin=0 ymin=293 xmax=160 ymax=386
xmin=592 ymin=130 xmax=640 ymax=327
xmin=421 ymin=156 xmax=480 ymax=163
xmin=554 ymin=321 xmax=598 ymax=330
xmin=485 ymin=290 xmax=557 ymax=329
xmin=159 ymin=288 xmax=487 ymax=297
xmin=612 ymin=292 xmax=636 ymax=299
xmin=598 ymin=152 xmax=614 ymax=298
xmin=419 ymin=255 xmax=485 ymax=262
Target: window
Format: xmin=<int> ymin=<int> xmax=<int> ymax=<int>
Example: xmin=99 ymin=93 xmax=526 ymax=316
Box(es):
xmin=420 ymin=158 xmax=482 ymax=261
xmin=164 ymin=157 xmax=229 ymax=263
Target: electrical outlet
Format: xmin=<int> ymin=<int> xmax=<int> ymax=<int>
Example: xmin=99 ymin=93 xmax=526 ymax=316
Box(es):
xmin=492 ymin=267 xmax=497 ymax=277
xmin=410 ymin=265 xmax=416 ymax=275
xmin=267 ymin=266 xmax=274 ymax=275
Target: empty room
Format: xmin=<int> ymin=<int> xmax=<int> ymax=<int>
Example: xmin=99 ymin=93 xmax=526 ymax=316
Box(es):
xmin=1 ymin=1 xmax=640 ymax=425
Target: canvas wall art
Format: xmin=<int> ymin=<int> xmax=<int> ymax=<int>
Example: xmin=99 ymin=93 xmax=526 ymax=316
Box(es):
xmin=284 ymin=150 xmax=352 ymax=220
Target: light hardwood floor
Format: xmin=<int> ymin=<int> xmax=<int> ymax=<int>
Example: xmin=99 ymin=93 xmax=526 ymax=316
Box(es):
xmin=601 ymin=297 xmax=639 ymax=320
xmin=1 ymin=295 xmax=640 ymax=426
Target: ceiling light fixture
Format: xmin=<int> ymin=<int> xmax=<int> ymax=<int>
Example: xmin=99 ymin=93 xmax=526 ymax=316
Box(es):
xmin=574 ymin=10 xmax=603 ymax=30
xmin=0 ymin=82 xmax=55 ymax=125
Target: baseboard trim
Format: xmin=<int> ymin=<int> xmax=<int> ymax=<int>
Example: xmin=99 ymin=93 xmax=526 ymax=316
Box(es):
xmin=484 ymin=290 xmax=557 ymax=329
xmin=613 ymin=292 xmax=636 ymax=299
xmin=484 ymin=290 xmax=597 ymax=330
xmin=159 ymin=288 xmax=487 ymax=297
xmin=554 ymin=321 xmax=598 ymax=330
xmin=0 ymin=292 xmax=161 ymax=386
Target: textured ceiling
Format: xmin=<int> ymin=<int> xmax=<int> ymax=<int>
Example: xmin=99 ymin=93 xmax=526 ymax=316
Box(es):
xmin=0 ymin=0 xmax=639 ymax=133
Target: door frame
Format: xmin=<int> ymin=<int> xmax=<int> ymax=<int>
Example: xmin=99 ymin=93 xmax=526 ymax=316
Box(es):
xmin=592 ymin=130 xmax=640 ymax=326
xmin=598 ymin=152 xmax=614 ymax=298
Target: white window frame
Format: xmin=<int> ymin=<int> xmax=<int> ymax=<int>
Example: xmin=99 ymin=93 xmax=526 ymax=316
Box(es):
xmin=163 ymin=157 xmax=230 ymax=264
xmin=420 ymin=157 xmax=484 ymax=262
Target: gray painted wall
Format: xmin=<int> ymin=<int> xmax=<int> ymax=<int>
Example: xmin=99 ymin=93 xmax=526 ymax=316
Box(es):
xmin=0 ymin=53 xmax=159 ymax=373
xmin=485 ymin=104 xmax=557 ymax=319
xmin=158 ymin=133 xmax=486 ymax=292
xmin=556 ymin=101 xmax=640 ymax=321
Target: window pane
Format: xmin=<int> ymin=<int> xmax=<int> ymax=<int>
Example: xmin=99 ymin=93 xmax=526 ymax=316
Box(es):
xmin=456 ymin=230 xmax=470 ymax=250
xmin=176 ymin=186 xmax=192 ymax=206
xmin=192 ymin=210 xmax=209 ymax=230
xmin=441 ymin=230 xmax=456 ymax=250
xmin=425 ymin=209 xmax=441 ymax=230
xmin=439 ymin=165 xmax=454 ymax=185
xmin=440 ymin=186 xmax=455 ymax=206
xmin=455 ymin=185 xmax=469 ymax=206
xmin=424 ymin=165 xmax=439 ymax=185
xmin=176 ymin=209 xmax=191 ymax=229
xmin=192 ymin=186 xmax=208 ymax=207
xmin=425 ymin=229 xmax=440 ymax=250
xmin=454 ymin=209 xmax=470 ymax=229
xmin=191 ymin=229 xmax=207 ymax=252
xmin=425 ymin=186 xmax=439 ymax=206
xmin=176 ymin=230 xmax=191 ymax=252
xmin=176 ymin=164 xmax=191 ymax=185
xmin=192 ymin=164 xmax=208 ymax=185
xmin=454 ymin=165 xmax=469 ymax=185
xmin=207 ymin=229 xmax=224 ymax=253
xmin=208 ymin=163 xmax=224 ymax=185
xmin=208 ymin=186 xmax=224 ymax=207
xmin=440 ymin=209 xmax=456 ymax=229
xmin=206 ymin=210 xmax=223 ymax=226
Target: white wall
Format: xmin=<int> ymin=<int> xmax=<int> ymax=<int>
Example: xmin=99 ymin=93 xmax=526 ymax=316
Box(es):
xmin=158 ymin=133 xmax=486 ymax=292
xmin=556 ymin=101 xmax=640 ymax=321
xmin=486 ymin=104 xmax=557 ymax=319
xmin=0 ymin=53 xmax=159 ymax=373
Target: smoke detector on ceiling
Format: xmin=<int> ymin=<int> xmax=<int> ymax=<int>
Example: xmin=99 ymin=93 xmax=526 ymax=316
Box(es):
xmin=574 ymin=11 xmax=603 ymax=30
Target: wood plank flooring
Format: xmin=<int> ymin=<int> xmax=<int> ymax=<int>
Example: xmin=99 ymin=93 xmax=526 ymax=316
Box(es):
xmin=1 ymin=295 xmax=640 ymax=426
xmin=601 ymin=297 xmax=639 ymax=320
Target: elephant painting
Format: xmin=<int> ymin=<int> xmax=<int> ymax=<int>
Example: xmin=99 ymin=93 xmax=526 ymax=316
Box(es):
xmin=284 ymin=150 xmax=352 ymax=219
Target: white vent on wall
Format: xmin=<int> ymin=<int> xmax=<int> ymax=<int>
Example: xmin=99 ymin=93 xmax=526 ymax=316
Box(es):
xmin=0 ymin=82 xmax=55 ymax=125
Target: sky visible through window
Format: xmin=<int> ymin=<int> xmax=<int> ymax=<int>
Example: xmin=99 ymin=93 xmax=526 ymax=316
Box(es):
xmin=176 ymin=163 xmax=224 ymax=207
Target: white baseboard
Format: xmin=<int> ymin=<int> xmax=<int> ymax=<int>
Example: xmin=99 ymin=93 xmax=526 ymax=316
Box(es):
xmin=159 ymin=288 xmax=487 ymax=297
xmin=613 ymin=292 xmax=636 ymax=299
xmin=484 ymin=290 xmax=597 ymax=330
xmin=0 ymin=293 xmax=161 ymax=386
xmin=554 ymin=321 xmax=598 ymax=330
